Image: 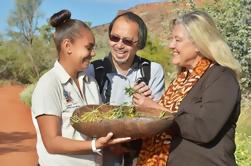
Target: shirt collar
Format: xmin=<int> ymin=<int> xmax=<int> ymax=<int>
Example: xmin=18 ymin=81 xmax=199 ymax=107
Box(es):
xmin=54 ymin=61 xmax=89 ymax=84
xmin=78 ymin=71 xmax=90 ymax=83
xmin=54 ymin=61 xmax=71 ymax=84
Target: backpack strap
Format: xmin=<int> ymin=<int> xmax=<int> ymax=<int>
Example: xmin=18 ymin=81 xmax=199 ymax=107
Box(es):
xmin=92 ymin=57 xmax=112 ymax=93
xmin=92 ymin=60 xmax=105 ymax=93
xmin=138 ymin=57 xmax=151 ymax=85
xmin=92 ymin=56 xmax=151 ymax=103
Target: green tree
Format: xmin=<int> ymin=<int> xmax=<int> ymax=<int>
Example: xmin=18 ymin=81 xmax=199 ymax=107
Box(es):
xmin=202 ymin=0 xmax=251 ymax=92
xmin=38 ymin=23 xmax=53 ymax=44
xmin=7 ymin=0 xmax=43 ymax=79
xmin=0 ymin=40 xmax=31 ymax=83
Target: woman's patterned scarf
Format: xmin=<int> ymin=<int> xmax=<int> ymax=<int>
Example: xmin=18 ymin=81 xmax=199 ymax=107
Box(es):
xmin=136 ymin=58 xmax=212 ymax=166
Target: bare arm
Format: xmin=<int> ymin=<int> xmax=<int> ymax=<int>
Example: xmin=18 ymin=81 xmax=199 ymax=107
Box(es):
xmin=37 ymin=115 xmax=131 ymax=155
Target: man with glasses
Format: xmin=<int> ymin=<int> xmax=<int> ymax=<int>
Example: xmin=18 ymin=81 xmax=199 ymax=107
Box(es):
xmin=86 ymin=11 xmax=165 ymax=166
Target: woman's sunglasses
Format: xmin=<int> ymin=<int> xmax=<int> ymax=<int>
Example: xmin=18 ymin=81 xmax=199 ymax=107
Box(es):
xmin=109 ymin=34 xmax=138 ymax=46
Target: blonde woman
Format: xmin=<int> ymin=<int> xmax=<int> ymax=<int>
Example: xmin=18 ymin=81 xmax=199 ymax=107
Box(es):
xmin=134 ymin=10 xmax=241 ymax=166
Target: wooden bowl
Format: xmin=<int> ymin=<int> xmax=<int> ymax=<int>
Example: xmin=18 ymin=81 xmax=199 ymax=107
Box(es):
xmin=71 ymin=104 xmax=174 ymax=139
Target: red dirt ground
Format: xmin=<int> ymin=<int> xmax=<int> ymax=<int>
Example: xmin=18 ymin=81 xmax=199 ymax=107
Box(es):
xmin=0 ymin=85 xmax=38 ymax=166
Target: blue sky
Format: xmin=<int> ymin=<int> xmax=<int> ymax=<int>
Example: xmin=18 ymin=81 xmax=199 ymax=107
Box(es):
xmin=0 ymin=0 xmax=165 ymax=35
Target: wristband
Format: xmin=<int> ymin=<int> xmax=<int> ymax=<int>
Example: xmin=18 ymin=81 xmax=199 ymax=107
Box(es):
xmin=91 ymin=138 xmax=102 ymax=155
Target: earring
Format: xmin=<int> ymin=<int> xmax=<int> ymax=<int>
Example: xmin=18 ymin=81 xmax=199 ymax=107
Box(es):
xmin=196 ymin=50 xmax=200 ymax=55
xmin=67 ymin=50 xmax=72 ymax=54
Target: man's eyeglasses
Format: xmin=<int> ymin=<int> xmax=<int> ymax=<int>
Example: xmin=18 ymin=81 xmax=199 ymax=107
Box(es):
xmin=109 ymin=34 xmax=138 ymax=47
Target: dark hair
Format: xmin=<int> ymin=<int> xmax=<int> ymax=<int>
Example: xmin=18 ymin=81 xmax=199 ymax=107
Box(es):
xmin=108 ymin=12 xmax=147 ymax=50
xmin=49 ymin=9 xmax=91 ymax=53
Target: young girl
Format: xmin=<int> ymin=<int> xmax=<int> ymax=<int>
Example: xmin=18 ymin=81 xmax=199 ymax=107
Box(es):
xmin=31 ymin=9 xmax=130 ymax=166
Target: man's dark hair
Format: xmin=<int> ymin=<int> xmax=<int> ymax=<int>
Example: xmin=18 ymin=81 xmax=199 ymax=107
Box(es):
xmin=108 ymin=11 xmax=147 ymax=50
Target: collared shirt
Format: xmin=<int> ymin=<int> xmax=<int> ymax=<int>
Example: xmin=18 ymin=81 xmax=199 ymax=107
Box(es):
xmin=31 ymin=61 xmax=101 ymax=166
xmin=86 ymin=54 xmax=165 ymax=105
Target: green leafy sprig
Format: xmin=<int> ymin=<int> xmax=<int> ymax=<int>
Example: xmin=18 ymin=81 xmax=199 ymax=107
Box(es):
xmin=124 ymin=86 xmax=137 ymax=96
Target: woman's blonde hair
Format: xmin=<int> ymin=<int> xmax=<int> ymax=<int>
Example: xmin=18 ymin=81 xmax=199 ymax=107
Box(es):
xmin=171 ymin=10 xmax=241 ymax=78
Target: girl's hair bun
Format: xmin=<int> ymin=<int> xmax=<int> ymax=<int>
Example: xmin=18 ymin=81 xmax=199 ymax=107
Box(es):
xmin=49 ymin=9 xmax=71 ymax=27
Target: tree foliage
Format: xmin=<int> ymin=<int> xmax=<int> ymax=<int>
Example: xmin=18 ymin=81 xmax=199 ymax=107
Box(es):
xmin=7 ymin=0 xmax=43 ymax=79
xmin=8 ymin=0 xmax=42 ymax=45
xmin=0 ymin=0 xmax=56 ymax=84
xmin=201 ymin=0 xmax=251 ymax=92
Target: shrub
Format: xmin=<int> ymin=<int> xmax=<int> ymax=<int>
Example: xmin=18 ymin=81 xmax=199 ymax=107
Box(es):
xmin=235 ymin=95 xmax=251 ymax=165
xmin=19 ymin=84 xmax=35 ymax=107
xmin=201 ymin=0 xmax=251 ymax=91
xmin=235 ymin=132 xmax=251 ymax=166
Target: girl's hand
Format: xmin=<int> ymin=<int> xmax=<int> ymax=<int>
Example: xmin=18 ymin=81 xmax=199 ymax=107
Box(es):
xmin=95 ymin=132 xmax=131 ymax=149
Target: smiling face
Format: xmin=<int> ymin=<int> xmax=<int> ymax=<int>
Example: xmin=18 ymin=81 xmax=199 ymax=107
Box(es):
xmin=109 ymin=17 xmax=139 ymax=68
xmin=168 ymin=24 xmax=201 ymax=70
xmin=61 ymin=28 xmax=95 ymax=76
xmin=70 ymin=29 xmax=95 ymax=71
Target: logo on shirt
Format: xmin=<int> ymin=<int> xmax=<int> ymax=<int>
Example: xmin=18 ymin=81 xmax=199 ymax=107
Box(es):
xmin=63 ymin=88 xmax=72 ymax=103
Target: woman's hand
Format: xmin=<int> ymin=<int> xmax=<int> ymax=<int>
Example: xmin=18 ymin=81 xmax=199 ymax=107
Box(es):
xmin=95 ymin=132 xmax=131 ymax=149
xmin=132 ymin=92 xmax=156 ymax=107
xmin=133 ymin=93 xmax=169 ymax=112
xmin=133 ymin=82 xmax=152 ymax=98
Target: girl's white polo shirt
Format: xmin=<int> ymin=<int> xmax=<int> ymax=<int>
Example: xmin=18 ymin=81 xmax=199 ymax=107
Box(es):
xmin=32 ymin=61 xmax=102 ymax=166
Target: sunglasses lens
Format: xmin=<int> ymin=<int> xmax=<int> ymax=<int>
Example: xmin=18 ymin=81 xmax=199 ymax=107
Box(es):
xmin=109 ymin=34 xmax=120 ymax=42
xmin=122 ymin=39 xmax=134 ymax=46
xmin=109 ymin=34 xmax=136 ymax=46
